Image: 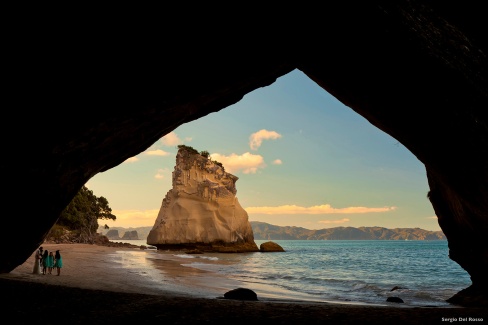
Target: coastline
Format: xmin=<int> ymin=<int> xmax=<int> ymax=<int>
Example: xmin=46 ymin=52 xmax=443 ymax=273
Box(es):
xmin=1 ymin=243 xmax=486 ymax=324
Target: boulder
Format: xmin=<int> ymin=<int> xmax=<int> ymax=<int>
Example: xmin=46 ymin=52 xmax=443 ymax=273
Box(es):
xmin=224 ymin=288 xmax=258 ymax=301
xmin=260 ymin=241 xmax=285 ymax=252
xmin=446 ymin=285 xmax=488 ymax=307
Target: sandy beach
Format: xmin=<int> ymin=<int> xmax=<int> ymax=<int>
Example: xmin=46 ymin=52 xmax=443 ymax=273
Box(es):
xmin=1 ymin=243 xmax=486 ymax=324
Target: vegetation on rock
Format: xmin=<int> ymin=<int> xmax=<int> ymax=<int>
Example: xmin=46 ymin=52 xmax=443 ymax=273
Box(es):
xmin=177 ymin=144 xmax=199 ymax=155
xmin=177 ymin=145 xmax=224 ymax=171
xmin=46 ymin=186 xmax=116 ymax=244
xmin=199 ymin=150 xmax=210 ymax=158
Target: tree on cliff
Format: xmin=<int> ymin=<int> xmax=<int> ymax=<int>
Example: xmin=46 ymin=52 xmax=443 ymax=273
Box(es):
xmin=177 ymin=145 xmax=225 ymax=171
xmin=199 ymin=150 xmax=210 ymax=158
xmin=177 ymin=144 xmax=199 ymax=155
xmin=48 ymin=186 xmax=116 ymax=243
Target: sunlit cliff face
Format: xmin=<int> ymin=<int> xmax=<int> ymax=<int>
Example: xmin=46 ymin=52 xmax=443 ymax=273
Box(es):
xmin=147 ymin=148 xmax=258 ymax=252
xmin=2 ymin=2 xmax=487 ymax=306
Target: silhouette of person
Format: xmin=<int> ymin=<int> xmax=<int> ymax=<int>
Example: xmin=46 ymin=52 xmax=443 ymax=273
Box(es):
xmin=42 ymin=250 xmax=49 ymax=275
xmin=54 ymin=250 xmax=63 ymax=276
xmin=38 ymin=247 xmax=44 ymax=267
xmin=32 ymin=247 xmax=42 ymax=274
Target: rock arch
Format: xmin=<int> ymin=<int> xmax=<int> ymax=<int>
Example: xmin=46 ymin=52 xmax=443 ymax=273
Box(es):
xmin=2 ymin=2 xmax=487 ymax=305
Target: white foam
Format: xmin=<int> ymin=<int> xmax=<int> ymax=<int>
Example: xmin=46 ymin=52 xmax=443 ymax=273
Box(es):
xmin=173 ymin=254 xmax=195 ymax=259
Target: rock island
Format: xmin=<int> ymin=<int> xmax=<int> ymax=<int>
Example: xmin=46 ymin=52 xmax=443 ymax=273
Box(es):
xmin=147 ymin=145 xmax=259 ymax=253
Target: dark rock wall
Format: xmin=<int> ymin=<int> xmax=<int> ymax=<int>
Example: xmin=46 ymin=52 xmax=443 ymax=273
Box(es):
xmin=2 ymin=1 xmax=487 ymax=304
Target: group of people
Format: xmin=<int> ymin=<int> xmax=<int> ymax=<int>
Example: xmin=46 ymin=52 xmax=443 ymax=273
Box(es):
xmin=32 ymin=246 xmax=63 ymax=276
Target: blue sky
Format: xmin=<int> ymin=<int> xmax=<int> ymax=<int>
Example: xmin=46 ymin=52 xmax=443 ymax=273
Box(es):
xmin=87 ymin=69 xmax=439 ymax=231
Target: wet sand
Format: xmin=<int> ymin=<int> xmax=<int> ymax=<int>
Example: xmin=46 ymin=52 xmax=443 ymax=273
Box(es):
xmin=1 ymin=243 xmax=486 ymax=324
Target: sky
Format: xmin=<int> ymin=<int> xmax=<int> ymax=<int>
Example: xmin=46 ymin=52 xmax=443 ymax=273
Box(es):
xmin=87 ymin=69 xmax=440 ymax=231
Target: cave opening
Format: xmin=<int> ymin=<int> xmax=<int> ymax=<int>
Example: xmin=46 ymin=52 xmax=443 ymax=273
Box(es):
xmin=90 ymin=69 xmax=439 ymax=232
xmin=86 ymin=69 xmax=471 ymax=305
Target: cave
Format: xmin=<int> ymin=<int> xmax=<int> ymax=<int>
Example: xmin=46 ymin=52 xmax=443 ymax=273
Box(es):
xmin=2 ymin=2 xmax=487 ymax=306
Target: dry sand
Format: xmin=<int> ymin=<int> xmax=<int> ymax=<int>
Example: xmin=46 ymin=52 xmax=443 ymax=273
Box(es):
xmin=1 ymin=243 xmax=486 ymax=324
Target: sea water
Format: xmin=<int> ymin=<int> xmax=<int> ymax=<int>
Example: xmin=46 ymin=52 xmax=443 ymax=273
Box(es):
xmin=111 ymin=239 xmax=471 ymax=307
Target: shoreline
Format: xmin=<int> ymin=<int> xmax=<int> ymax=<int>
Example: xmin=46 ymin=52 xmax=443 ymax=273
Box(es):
xmin=3 ymin=243 xmax=375 ymax=304
xmin=1 ymin=243 xmax=486 ymax=324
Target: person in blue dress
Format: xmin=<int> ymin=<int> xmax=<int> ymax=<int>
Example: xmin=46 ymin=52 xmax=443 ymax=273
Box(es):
xmin=47 ymin=251 xmax=54 ymax=274
xmin=54 ymin=250 xmax=63 ymax=276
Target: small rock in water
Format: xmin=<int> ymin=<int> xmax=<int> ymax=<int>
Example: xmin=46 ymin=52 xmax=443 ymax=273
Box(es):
xmin=390 ymin=286 xmax=407 ymax=291
xmin=224 ymin=288 xmax=258 ymax=301
xmin=259 ymin=241 xmax=285 ymax=252
xmin=386 ymin=296 xmax=404 ymax=303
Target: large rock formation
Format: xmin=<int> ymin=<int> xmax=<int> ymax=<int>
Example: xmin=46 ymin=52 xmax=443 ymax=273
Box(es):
xmin=2 ymin=2 xmax=487 ymax=306
xmin=147 ymin=147 xmax=258 ymax=252
xmin=121 ymin=231 xmax=139 ymax=240
xmin=105 ymin=230 xmax=120 ymax=240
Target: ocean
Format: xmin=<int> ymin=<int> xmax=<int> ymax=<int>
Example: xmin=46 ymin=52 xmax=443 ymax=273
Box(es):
xmin=110 ymin=239 xmax=471 ymax=307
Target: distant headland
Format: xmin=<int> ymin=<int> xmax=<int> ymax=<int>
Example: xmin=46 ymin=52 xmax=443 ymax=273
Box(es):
xmin=251 ymin=221 xmax=446 ymax=240
xmin=99 ymin=221 xmax=445 ymax=241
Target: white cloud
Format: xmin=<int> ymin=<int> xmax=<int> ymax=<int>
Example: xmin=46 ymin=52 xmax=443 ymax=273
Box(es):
xmin=145 ymin=149 xmax=170 ymax=156
xmin=161 ymin=132 xmax=182 ymax=146
xmin=319 ymin=218 xmax=350 ymax=224
xmin=154 ymin=168 xmax=170 ymax=180
xmin=124 ymin=157 xmax=139 ymax=163
xmin=210 ymin=152 xmax=265 ymax=174
xmin=427 ymin=216 xmax=438 ymax=219
xmin=272 ymin=159 xmax=282 ymax=165
xmin=245 ymin=204 xmax=397 ymax=215
xmin=249 ymin=129 xmax=282 ymax=150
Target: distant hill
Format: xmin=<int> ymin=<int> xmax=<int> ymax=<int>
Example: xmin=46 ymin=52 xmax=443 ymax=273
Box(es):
xmin=98 ymin=223 xmax=446 ymax=241
xmin=250 ymin=221 xmax=446 ymax=240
